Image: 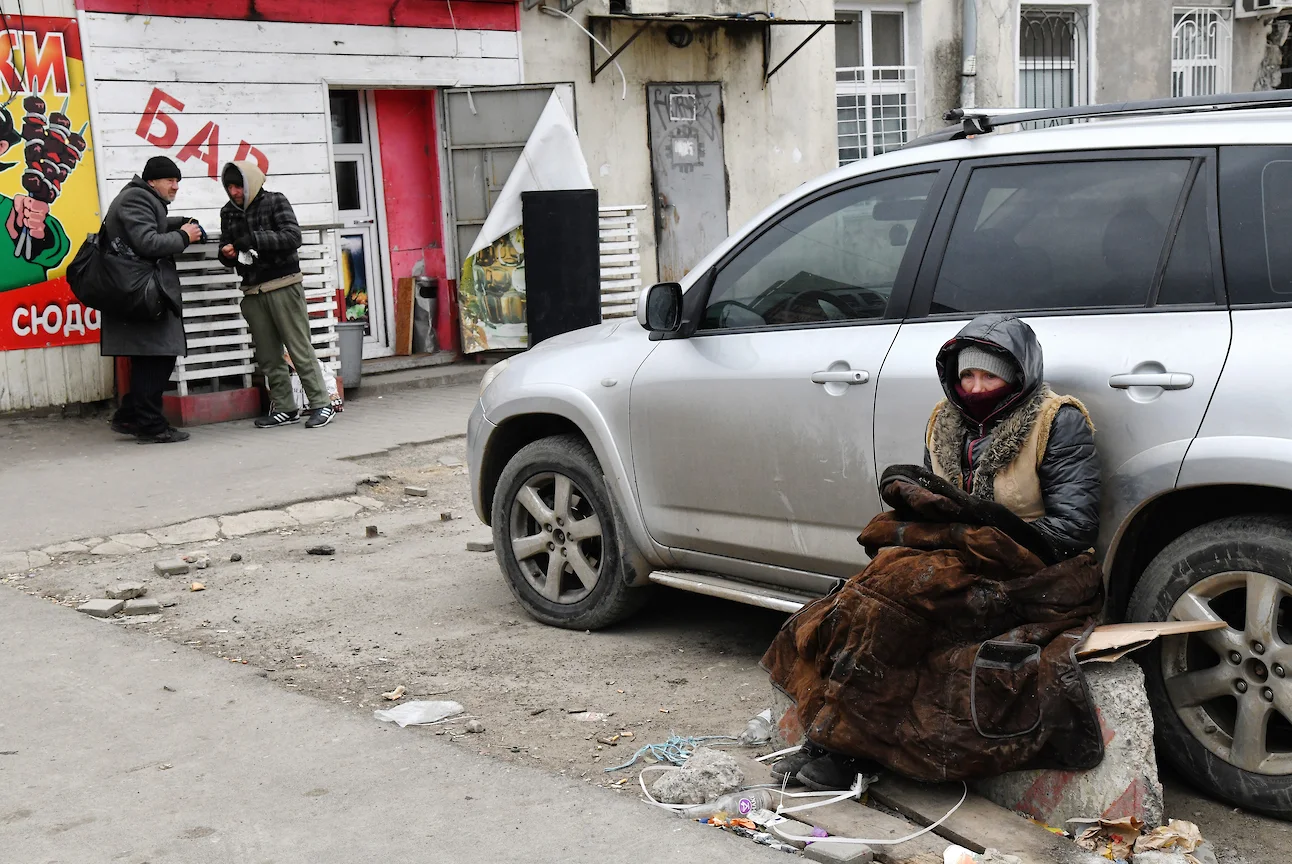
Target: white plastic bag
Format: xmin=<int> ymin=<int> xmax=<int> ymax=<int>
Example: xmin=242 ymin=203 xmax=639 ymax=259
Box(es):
xmin=372 ymin=700 xmax=465 ymax=728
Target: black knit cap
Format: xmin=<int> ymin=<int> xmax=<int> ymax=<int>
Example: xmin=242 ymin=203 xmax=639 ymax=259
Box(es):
xmin=142 ymin=156 xmax=181 ymax=182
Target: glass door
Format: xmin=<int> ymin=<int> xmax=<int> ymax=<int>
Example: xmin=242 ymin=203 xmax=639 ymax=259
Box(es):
xmin=330 ymin=91 xmax=389 ymax=358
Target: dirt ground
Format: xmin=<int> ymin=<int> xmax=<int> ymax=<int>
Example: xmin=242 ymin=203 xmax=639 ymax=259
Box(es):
xmin=6 ymin=437 xmax=1289 ymax=863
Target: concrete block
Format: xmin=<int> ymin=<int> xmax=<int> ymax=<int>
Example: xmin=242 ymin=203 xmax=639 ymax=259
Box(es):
xmin=286 ymin=499 xmax=362 ymax=525
xmin=109 ymin=533 xmax=160 ymax=550
xmin=42 ymin=541 xmax=90 ymax=556
xmin=78 ymin=599 xmax=123 ymax=618
xmin=106 ymin=582 xmax=147 ymax=600
xmin=90 ymin=541 xmax=135 ymax=556
xmin=976 ymin=659 xmax=1165 ymax=828
xmin=466 ymin=537 xmax=494 ymax=553
xmin=148 ymin=517 xmax=220 ymax=546
xmin=219 ymin=509 xmax=297 ymax=538
xmin=349 ymin=495 xmax=385 ymax=510
xmin=154 ymin=559 xmax=192 ymax=576
xmin=404 ymin=486 xmax=428 ymax=497
xmin=804 ymin=840 xmax=874 ymax=863
xmin=122 ymin=598 xmax=162 ymax=616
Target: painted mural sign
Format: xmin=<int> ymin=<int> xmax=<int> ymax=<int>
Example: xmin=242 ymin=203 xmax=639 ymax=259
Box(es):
xmin=0 ymin=17 xmax=103 ymax=352
xmin=135 ymin=86 xmax=268 ymax=177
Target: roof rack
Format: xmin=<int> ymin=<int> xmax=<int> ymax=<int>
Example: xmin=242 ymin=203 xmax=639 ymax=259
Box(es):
xmin=904 ymin=90 xmax=1292 ymax=149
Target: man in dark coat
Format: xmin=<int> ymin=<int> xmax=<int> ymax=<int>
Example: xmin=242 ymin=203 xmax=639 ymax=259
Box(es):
xmin=101 ymin=156 xmax=203 ymax=444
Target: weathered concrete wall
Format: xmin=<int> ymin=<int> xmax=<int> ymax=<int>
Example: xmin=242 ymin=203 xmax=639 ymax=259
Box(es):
xmin=1095 ymin=0 xmax=1172 ymax=102
xmin=919 ymin=0 xmax=962 ymax=135
xmin=1235 ymin=17 xmax=1274 ymax=92
xmin=520 ymin=0 xmax=837 ymax=287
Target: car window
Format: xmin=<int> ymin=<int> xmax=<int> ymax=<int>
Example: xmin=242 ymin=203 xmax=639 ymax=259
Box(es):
xmin=701 ymin=172 xmax=937 ymax=331
xmin=931 ymin=159 xmax=1191 ymax=314
xmin=1219 ymin=147 xmax=1292 ymax=305
xmin=1157 ymin=174 xmax=1215 ymax=306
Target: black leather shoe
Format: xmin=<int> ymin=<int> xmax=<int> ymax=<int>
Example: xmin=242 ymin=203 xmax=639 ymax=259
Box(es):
xmin=136 ymin=427 xmax=191 ymax=444
xmin=796 ymin=751 xmax=877 ymax=792
xmin=770 ymin=742 xmax=826 ymax=786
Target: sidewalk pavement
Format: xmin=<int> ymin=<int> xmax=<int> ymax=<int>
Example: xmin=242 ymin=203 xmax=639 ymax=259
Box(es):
xmin=0 ymin=384 xmax=480 ymax=554
xmin=0 ymin=590 xmax=780 ymax=864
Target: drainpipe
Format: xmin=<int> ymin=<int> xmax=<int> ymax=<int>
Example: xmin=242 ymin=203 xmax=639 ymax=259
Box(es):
xmin=961 ymin=0 xmax=977 ymax=110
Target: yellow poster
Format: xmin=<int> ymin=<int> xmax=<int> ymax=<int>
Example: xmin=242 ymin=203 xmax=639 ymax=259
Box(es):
xmin=0 ymin=17 xmax=102 ymax=351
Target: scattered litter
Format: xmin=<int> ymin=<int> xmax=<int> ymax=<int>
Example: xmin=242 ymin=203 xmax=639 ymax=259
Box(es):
xmin=570 ymin=711 xmax=612 ymax=722
xmin=157 ymin=763 xmax=173 ymax=771
xmin=465 ymin=720 xmax=486 ymax=734
xmin=382 ymin=685 xmax=407 ymax=701
xmin=373 ymin=700 xmax=464 ymax=728
xmin=162 ymin=685 xmax=176 ymax=692
xmin=659 ymin=708 xmax=671 ymax=714
xmin=404 ymin=486 xmax=428 ymax=497
xmin=440 ymin=511 xmax=454 ymax=522
xmin=604 ymin=734 xmax=741 ymax=773
xmin=365 ymin=526 xmax=379 ymax=538
xmin=944 ymin=846 xmax=1022 ymax=864
xmin=529 ymin=707 xmax=548 ymax=716
xmin=598 ymin=735 xmax=620 ymax=746
xmin=1073 ymin=816 xmax=1144 ymax=861
xmin=738 ymin=708 xmax=774 ymax=746
xmin=1134 ymin=820 xmax=1208 ymax=863
xmin=190 ymin=582 xmax=205 ymax=592
xmin=649 ymin=747 xmax=744 ymax=805
xmin=307 ymin=545 xmax=336 ymax=556
xmin=230 ymin=553 xmax=243 ymax=562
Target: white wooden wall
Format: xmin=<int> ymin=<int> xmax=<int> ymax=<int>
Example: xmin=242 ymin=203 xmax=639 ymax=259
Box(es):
xmin=0 ymin=2 xmax=111 ymax=411
xmin=81 ymin=12 xmax=523 ymax=231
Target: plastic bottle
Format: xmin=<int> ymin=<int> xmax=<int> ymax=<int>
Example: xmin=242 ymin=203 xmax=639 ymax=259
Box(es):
xmin=679 ymin=788 xmax=774 ymax=819
xmin=737 ymin=708 xmax=774 ymax=746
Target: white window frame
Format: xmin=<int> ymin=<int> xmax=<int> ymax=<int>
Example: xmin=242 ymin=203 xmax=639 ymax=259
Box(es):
xmin=1015 ymin=2 xmax=1095 ymax=111
xmin=1172 ymin=6 xmax=1233 ymax=97
xmin=834 ymin=2 xmax=919 ymax=166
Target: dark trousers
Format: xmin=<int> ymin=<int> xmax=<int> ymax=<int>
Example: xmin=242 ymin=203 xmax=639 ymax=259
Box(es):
xmin=112 ymin=355 xmax=177 ymax=436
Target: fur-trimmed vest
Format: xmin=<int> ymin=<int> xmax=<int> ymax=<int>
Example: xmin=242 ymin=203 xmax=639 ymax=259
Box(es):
xmin=926 ymin=388 xmax=1094 ymax=521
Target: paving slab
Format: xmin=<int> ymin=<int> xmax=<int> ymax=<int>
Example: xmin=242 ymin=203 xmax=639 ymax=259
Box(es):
xmin=110 ymin=533 xmax=160 ymax=550
xmin=90 ymin=541 xmax=136 ymax=556
xmin=42 ymin=541 xmax=90 ymax=556
xmin=77 ymin=598 xmax=123 ymax=618
xmin=149 ymin=518 xmax=221 ymax=546
xmin=122 ymin=598 xmax=162 ymax=616
xmin=0 ymin=551 xmax=40 ymax=574
xmin=286 ymin=499 xmax=363 ymax=525
xmin=154 ymin=560 xmax=192 ymax=576
xmin=219 ymin=509 xmax=297 ymax=538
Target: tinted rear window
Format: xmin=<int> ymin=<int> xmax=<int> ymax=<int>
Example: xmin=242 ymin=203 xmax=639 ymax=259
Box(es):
xmin=1219 ymin=146 xmax=1292 ymax=305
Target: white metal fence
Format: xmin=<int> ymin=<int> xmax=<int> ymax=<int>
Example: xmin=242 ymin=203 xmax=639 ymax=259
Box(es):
xmin=599 ymin=205 xmax=646 ymax=320
xmin=1172 ymin=6 xmax=1233 ymax=98
xmin=171 ymin=227 xmax=339 ymax=397
xmin=836 ymin=65 xmax=919 ymax=165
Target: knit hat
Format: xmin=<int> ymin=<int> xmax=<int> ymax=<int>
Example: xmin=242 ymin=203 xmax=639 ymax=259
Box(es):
xmin=958 ymin=345 xmax=1017 ymax=384
xmin=142 ymin=156 xmax=182 ymax=182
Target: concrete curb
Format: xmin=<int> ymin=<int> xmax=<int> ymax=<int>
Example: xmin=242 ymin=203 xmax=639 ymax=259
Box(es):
xmin=346 ymin=364 xmax=488 ymax=400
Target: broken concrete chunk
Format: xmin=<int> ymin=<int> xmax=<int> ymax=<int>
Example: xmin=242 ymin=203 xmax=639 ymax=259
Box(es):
xmin=154 ymin=559 xmax=191 ymax=576
xmin=183 ymin=553 xmax=211 ymax=569
xmin=466 ymin=539 xmax=494 ymax=553
xmin=123 ymin=598 xmax=162 ymax=616
xmin=440 ymin=512 xmax=454 ymax=522
xmin=106 ymin=582 xmax=147 ymax=600
xmin=404 ymin=486 xmax=429 ymax=497
xmin=804 ymin=840 xmax=874 ymax=864
xmin=465 ymin=720 xmax=486 ymax=734
xmin=78 ymin=598 xmax=124 ymax=618
xmin=647 ymin=747 xmax=743 ymax=805
xmin=307 ymin=545 xmax=336 ymax=556
xmin=230 ymin=553 xmax=243 ymax=562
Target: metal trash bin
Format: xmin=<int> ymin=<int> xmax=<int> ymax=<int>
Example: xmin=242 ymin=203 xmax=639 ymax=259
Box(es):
xmin=336 ymin=321 xmax=366 ymax=389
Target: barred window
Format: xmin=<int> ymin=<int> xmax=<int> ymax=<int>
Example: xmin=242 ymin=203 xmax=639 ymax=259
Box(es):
xmin=1172 ymin=7 xmax=1233 ymax=98
xmin=1018 ymin=7 xmax=1091 ymax=111
xmin=836 ymin=6 xmax=917 ymax=165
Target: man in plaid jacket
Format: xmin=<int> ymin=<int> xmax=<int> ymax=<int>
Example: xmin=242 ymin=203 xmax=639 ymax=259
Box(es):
xmin=219 ymin=160 xmax=335 ymax=429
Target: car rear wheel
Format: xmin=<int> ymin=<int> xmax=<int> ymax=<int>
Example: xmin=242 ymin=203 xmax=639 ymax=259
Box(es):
xmin=491 ymin=435 xmax=649 ymax=630
xmin=1129 ymin=515 xmax=1292 ymax=819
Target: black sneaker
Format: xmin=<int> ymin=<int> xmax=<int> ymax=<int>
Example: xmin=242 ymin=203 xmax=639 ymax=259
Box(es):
xmin=255 ymin=410 xmax=301 ymax=428
xmin=796 ymin=751 xmax=877 ymax=792
xmin=136 ymin=427 xmax=191 ymax=445
xmin=304 ymin=406 xmax=336 ymax=428
xmin=770 ymin=742 xmax=826 ymax=786
xmin=110 ymin=419 xmax=138 ymax=435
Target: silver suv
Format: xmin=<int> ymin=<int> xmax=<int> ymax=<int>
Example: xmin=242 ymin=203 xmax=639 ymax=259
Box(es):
xmin=468 ymin=94 xmax=1292 ymax=815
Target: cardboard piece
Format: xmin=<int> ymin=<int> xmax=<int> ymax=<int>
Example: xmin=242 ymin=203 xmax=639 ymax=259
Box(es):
xmin=1076 ymin=621 xmax=1227 ymax=663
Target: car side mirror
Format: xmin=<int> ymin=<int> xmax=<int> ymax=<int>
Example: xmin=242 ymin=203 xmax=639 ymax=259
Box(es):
xmin=637 ymin=282 xmax=683 ymax=333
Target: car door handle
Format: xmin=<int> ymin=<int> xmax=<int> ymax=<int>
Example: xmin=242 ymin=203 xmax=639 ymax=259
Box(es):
xmin=1108 ymin=372 xmax=1194 ymax=390
xmin=811 ymin=370 xmax=869 ymax=385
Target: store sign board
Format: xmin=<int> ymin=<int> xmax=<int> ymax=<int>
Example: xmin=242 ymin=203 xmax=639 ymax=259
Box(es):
xmin=0 ymin=17 xmax=103 ymax=352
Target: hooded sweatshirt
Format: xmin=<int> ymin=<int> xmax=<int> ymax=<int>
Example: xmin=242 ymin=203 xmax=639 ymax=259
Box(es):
xmin=922 ymin=314 xmax=1102 ymax=560
xmin=218 ymin=160 xmax=303 ymax=292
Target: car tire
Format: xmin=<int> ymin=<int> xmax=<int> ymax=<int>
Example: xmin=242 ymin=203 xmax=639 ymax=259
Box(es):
xmin=491 ymin=434 xmax=650 ymax=630
xmin=1128 ymin=515 xmax=1292 ymax=819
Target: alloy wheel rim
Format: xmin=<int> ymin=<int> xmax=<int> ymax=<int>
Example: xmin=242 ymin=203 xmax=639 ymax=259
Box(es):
xmin=1162 ymin=570 xmax=1292 ymax=775
xmin=508 ymin=471 xmax=604 ymax=605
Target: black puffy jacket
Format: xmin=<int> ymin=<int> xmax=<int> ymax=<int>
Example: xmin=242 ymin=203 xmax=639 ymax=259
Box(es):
xmin=922 ymin=314 xmax=1100 ymax=560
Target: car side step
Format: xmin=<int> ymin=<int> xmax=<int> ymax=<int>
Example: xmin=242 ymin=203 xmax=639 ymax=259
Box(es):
xmin=647 ymin=570 xmax=813 ymax=614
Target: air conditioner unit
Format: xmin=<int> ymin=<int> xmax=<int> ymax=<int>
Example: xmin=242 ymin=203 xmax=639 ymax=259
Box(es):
xmin=1236 ymin=0 xmax=1292 ymax=18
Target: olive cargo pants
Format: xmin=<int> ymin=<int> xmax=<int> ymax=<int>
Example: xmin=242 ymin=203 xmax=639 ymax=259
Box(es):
xmin=240 ymin=282 xmax=329 ymax=413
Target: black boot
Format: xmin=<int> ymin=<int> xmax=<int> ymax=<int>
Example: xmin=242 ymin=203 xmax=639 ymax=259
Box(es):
xmin=769 ymin=742 xmax=826 ymax=786
xmin=796 ymin=750 xmax=878 ymax=792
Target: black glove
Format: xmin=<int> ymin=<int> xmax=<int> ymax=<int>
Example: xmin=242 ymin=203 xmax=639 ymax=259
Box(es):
xmin=227 ymin=221 xmax=253 ymax=252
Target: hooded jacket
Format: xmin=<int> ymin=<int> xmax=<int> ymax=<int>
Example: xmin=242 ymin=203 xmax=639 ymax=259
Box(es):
xmin=217 ymin=161 xmax=302 ymax=290
xmin=922 ymin=314 xmax=1101 ymax=559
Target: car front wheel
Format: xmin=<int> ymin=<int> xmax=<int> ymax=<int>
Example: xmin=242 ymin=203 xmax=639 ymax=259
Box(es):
xmin=1129 ymin=515 xmax=1292 ymax=819
xmin=491 ymin=435 xmax=649 ymax=630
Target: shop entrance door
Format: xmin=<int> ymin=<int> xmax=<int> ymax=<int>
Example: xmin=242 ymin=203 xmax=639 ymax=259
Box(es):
xmin=330 ymin=90 xmax=389 ymax=358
